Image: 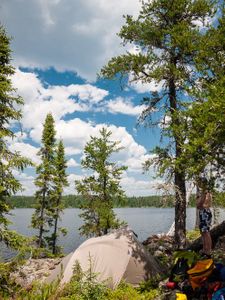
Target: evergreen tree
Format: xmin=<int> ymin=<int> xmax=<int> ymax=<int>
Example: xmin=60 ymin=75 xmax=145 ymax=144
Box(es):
xmin=48 ymin=140 xmax=68 ymax=255
xmin=179 ymin=6 xmax=225 ymax=189
xmin=100 ymin=0 xmax=216 ymax=247
xmin=31 ymin=113 xmax=56 ymax=248
xmin=75 ymin=127 xmax=127 ymax=237
xmin=0 ymin=26 xmax=31 ymax=248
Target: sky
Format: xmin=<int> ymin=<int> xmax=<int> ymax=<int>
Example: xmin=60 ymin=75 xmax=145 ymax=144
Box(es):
xmin=0 ymin=0 xmax=165 ymax=197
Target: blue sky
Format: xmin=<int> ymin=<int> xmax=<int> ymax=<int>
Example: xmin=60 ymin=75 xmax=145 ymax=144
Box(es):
xmin=1 ymin=0 xmax=166 ymax=196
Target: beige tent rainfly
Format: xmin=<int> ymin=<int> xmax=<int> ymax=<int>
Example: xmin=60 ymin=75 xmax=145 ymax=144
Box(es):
xmin=46 ymin=227 xmax=162 ymax=288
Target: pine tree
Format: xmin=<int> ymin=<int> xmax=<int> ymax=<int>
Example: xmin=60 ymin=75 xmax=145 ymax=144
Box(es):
xmin=100 ymin=0 xmax=216 ymax=248
xmin=75 ymin=127 xmax=127 ymax=237
xmin=0 ymin=26 xmax=31 ymax=248
xmin=31 ymin=113 xmax=56 ymax=248
xmin=49 ymin=140 xmax=68 ymax=255
xmin=179 ymin=5 xmax=225 ymax=188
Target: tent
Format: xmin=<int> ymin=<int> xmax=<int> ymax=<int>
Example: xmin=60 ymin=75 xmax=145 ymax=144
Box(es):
xmin=46 ymin=227 xmax=162 ymax=288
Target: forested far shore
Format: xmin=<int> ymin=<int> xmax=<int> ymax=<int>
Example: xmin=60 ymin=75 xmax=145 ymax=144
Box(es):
xmin=7 ymin=194 xmax=195 ymax=208
xmin=8 ymin=193 xmax=225 ymax=209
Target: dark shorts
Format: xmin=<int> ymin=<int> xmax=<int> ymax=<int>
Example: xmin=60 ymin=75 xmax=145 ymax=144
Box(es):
xmin=199 ymin=208 xmax=212 ymax=233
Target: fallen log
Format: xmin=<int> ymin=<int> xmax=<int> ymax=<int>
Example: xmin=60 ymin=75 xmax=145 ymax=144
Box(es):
xmin=188 ymin=220 xmax=225 ymax=252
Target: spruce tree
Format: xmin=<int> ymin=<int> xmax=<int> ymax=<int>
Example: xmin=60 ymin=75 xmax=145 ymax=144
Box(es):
xmin=75 ymin=127 xmax=127 ymax=237
xmin=31 ymin=113 xmax=56 ymax=248
xmin=100 ymin=0 xmax=216 ymax=247
xmin=49 ymin=140 xmax=68 ymax=255
xmin=0 ymin=26 xmax=31 ymax=248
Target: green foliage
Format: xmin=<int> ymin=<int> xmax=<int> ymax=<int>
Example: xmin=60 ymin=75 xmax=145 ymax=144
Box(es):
xmin=176 ymin=6 xmax=225 ymax=188
xmin=179 ymin=83 xmax=225 ymax=187
xmin=75 ymin=127 xmax=127 ymax=237
xmin=107 ymin=282 xmax=142 ymax=300
xmin=137 ymin=275 xmax=162 ymax=293
xmin=0 ymin=229 xmax=30 ymax=250
xmin=173 ymin=250 xmax=199 ymax=268
xmin=9 ymin=194 xmax=177 ymax=208
xmin=107 ymin=281 xmax=161 ymax=300
xmin=48 ymin=140 xmax=69 ymax=255
xmin=60 ymin=257 xmax=109 ymax=300
xmin=0 ymin=256 xmax=164 ymax=300
xmin=0 ymin=25 xmax=32 ymax=248
xmin=0 ymin=261 xmax=19 ymax=297
xmin=213 ymin=192 xmax=225 ymax=208
xmin=31 ymin=116 xmax=69 ymax=255
xmin=31 ymin=113 xmax=57 ymax=248
xmin=13 ymin=280 xmax=60 ymax=300
xmin=101 ymin=0 xmax=217 ymax=248
xmin=186 ymin=229 xmax=201 ymax=242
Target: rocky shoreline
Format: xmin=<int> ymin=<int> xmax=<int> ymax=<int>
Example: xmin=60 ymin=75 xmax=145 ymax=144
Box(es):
xmin=10 ymin=257 xmax=62 ymax=287
xmin=9 ymin=233 xmax=225 ymax=290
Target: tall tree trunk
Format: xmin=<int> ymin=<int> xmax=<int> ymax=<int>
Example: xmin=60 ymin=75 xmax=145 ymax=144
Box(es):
xmin=38 ymin=188 xmax=46 ymax=247
xmin=52 ymin=193 xmax=61 ymax=254
xmin=195 ymin=184 xmax=200 ymax=229
xmin=167 ymin=183 xmax=193 ymax=237
xmin=103 ymin=175 xmax=109 ymax=235
xmin=169 ymin=65 xmax=186 ymax=248
xmin=174 ymin=170 xmax=186 ymax=248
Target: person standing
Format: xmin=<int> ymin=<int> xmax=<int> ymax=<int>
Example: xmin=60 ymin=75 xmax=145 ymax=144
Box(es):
xmin=197 ymin=179 xmax=213 ymax=257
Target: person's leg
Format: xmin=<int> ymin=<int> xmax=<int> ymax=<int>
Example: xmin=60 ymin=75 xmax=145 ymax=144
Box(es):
xmin=205 ymin=231 xmax=212 ymax=255
xmin=201 ymin=231 xmax=212 ymax=255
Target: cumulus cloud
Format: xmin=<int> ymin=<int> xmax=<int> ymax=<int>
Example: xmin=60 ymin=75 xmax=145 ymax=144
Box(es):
xmin=9 ymin=142 xmax=40 ymax=165
xmin=120 ymin=174 xmax=162 ymax=196
xmin=67 ymin=158 xmax=79 ymax=168
xmin=11 ymin=69 xmax=154 ymax=181
xmin=11 ymin=69 xmax=108 ymax=129
xmin=107 ymin=97 xmax=146 ymax=116
xmin=13 ymin=170 xmax=36 ymax=196
xmin=125 ymin=154 xmax=156 ymax=173
xmin=1 ymin=0 xmax=141 ymax=81
xmin=130 ymin=77 xmax=165 ymax=94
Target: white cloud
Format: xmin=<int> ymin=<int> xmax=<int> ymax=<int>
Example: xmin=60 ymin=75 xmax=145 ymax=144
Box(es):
xmin=67 ymin=158 xmax=79 ymax=167
xmin=120 ymin=174 xmax=161 ymax=196
xmin=107 ymin=97 xmax=146 ymax=116
xmin=130 ymin=77 xmax=165 ymax=94
xmin=66 ymin=173 xmax=84 ymax=194
xmin=11 ymin=69 xmax=108 ymax=130
xmin=1 ymin=0 xmax=142 ymax=81
xmin=13 ymin=170 xmax=36 ymax=196
xmin=125 ymin=154 xmax=155 ymax=173
xmin=159 ymin=115 xmax=171 ymax=129
xmin=9 ymin=142 xmax=40 ymax=165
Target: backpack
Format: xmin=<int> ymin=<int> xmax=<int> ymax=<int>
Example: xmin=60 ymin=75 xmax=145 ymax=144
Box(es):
xmin=212 ymin=287 xmax=225 ymax=300
xmin=169 ymin=257 xmax=189 ymax=282
xmin=187 ymin=259 xmax=215 ymax=289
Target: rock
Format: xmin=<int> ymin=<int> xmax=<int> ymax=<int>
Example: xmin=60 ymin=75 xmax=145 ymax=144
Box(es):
xmin=154 ymin=250 xmax=164 ymax=257
xmin=10 ymin=257 xmax=63 ymax=288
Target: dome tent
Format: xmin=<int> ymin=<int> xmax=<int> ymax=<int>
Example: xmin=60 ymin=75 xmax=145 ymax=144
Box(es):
xmin=46 ymin=227 xmax=162 ymax=288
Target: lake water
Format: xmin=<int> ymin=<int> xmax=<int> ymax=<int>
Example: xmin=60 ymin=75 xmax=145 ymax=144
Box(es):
xmin=1 ymin=207 xmax=224 ymax=260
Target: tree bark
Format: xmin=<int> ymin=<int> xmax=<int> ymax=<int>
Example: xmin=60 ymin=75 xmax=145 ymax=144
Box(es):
xmin=167 ymin=183 xmax=193 ymax=237
xmin=38 ymin=188 xmax=46 ymax=248
xmin=174 ymin=171 xmax=186 ymax=248
xmin=195 ymin=185 xmax=200 ymax=229
xmin=188 ymin=221 xmax=225 ymax=252
xmin=52 ymin=192 xmax=61 ymax=255
xmin=168 ymin=70 xmax=186 ymax=248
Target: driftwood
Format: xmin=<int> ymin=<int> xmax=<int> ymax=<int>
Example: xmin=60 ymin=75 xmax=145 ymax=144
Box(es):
xmin=188 ymin=220 xmax=225 ymax=252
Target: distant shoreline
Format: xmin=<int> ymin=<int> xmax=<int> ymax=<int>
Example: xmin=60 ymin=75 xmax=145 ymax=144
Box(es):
xmin=9 ymin=195 xmax=196 ymax=208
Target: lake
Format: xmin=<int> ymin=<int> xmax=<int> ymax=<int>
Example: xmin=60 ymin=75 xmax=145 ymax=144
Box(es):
xmin=1 ymin=207 xmax=224 ymax=260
